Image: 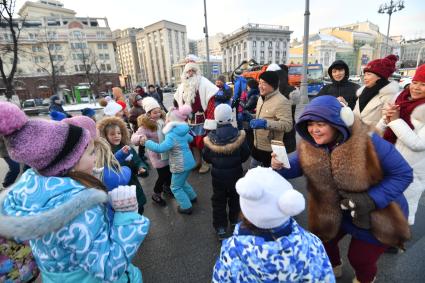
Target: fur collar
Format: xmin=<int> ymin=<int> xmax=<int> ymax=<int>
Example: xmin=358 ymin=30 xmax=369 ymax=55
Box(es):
xmin=204 ymin=130 xmax=246 ymax=154
xmin=163 ymin=121 xmax=188 ymax=134
xmin=138 ymin=111 xmax=166 ymax=131
xmin=0 ymin=188 xmax=107 ymax=241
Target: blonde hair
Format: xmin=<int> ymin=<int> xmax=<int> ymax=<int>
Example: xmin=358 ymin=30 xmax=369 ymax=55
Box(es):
xmin=94 ymin=137 xmax=122 ymax=180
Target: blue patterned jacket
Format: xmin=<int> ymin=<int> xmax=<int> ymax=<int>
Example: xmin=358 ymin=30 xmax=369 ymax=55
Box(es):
xmin=0 ymin=169 xmax=150 ymax=283
xmin=145 ymin=122 xmax=195 ymax=173
xmin=212 ymin=219 xmax=335 ymax=283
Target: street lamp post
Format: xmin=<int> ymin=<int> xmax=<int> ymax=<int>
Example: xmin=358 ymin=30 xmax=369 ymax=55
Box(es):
xmin=203 ymin=0 xmax=211 ymax=80
xmin=300 ymin=0 xmax=310 ymax=104
xmin=378 ymin=0 xmax=405 ymax=56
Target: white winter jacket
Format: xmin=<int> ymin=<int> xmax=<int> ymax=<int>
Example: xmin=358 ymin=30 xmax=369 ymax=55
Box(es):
xmin=377 ymin=102 xmax=425 ymax=224
xmin=354 ymin=81 xmax=399 ymax=128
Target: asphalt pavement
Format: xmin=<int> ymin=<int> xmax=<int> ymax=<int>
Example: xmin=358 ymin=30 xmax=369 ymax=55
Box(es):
xmin=1 ymin=93 xmax=424 ymax=283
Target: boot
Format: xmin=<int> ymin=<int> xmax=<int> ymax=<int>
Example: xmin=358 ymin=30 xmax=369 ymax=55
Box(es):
xmin=198 ymin=161 xmax=210 ymax=174
xmin=177 ymin=206 xmax=193 ymax=215
xmin=333 ymin=263 xmax=343 ymax=278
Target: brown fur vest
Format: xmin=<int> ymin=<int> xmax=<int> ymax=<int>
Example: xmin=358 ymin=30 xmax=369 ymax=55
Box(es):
xmin=298 ymin=119 xmax=410 ymax=247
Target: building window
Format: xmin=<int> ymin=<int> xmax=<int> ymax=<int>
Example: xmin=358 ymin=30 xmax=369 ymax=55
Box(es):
xmin=59 ymin=65 xmax=65 ymax=73
xmin=253 ymin=41 xmax=256 ymax=47
xmin=96 ymin=31 xmax=106 ymax=38
xmin=74 ymin=65 xmax=79 ymax=72
xmin=48 ymin=43 xmax=61 ymax=51
xmin=244 ymin=42 xmax=247 ymax=49
xmin=32 ymin=45 xmax=42 ymax=52
xmin=269 ymin=41 xmax=273 ymax=48
xmin=101 ymin=64 xmax=106 ymax=71
xmin=260 ymin=51 xmax=264 ymax=58
xmin=28 ymin=33 xmax=38 ymax=40
xmin=106 ymin=64 xmax=111 ymax=71
xmin=34 ymin=56 xmax=44 ymax=63
xmin=47 ymin=31 xmax=57 ymax=39
xmin=268 ymin=51 xmax=272 ymax=58
xmin=253 ymin=50 xmax=256 ymax=57
xmin=261 ymin=41 xmax=265 ymax=47
xmin=276 ymin=41 xmax=280 ymax=48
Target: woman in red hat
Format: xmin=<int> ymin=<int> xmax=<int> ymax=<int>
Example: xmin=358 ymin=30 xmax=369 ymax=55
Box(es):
xmin=354 ymin=55 xmax=399 ymax=127
xmin=379 ymin=64 xmax=425 ymax=225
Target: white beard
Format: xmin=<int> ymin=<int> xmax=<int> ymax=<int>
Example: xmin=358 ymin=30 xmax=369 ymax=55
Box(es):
xmin=181 ymin=74 xmax=201 ymax=105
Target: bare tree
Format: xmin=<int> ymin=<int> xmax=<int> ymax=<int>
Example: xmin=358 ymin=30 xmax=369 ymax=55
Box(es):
xmin=0 ymin=0 xmax=24 ymax=99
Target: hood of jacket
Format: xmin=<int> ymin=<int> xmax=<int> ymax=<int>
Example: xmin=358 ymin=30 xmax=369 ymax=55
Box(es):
xmin=204 ymin=129 xmax=246 ymax=154
xmin=163 ymin=121 xmax=190 ymax=136
xmin=0 ymin=169 xmax=107 ymax=241
xmin=296 ymin=95 xmax=350 ymax=146
xmin=328 ymin=60 xmax=350 ymax=84
xmin=207 ymin=124 xmax=239 ymax=145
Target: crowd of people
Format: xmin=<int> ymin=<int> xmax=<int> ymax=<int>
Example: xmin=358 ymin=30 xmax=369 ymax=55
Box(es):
xmin=0 ymin=54 xmax=424 ymax=283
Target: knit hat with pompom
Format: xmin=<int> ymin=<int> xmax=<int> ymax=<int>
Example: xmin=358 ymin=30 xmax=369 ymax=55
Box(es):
xmin=167 ymin=104 xmax=192 ymax=122
xmin=363 ymin=54 xmax=398 ymax=79
xmin=0 ymin=102 xmax=91 ymax=176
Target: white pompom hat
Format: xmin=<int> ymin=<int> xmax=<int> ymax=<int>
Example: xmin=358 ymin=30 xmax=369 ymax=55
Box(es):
xmin=236 ymin=167 xmax=305 ymax=229
xmin=142 ymin=97 xmax=160 ymax=113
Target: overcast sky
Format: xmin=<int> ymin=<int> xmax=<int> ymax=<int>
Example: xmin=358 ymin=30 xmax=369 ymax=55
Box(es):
xmin=15 ymin=0 xmax=425 ymax=40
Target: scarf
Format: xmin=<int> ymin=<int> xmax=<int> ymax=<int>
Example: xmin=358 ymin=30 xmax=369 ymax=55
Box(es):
xmin=383 ymin=88 xmax=425 ymax=144
xmin=358 ymin=78 xmax=389 ymax=113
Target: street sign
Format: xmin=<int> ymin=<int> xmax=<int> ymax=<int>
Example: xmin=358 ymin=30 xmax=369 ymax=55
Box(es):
xmin=212 ymin=64 xmax=219 ymax=75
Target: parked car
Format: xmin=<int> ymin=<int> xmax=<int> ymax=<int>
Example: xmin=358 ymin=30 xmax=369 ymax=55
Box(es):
xmin=162 ymin=86 xmax=173 ymax=93
xmin=22 ymin=99 xmax=49 ymax=116
xmin=399 ymin=77 xmax=412 ymax=90
xmin=348 ymin=75 xmax=361 ymax=84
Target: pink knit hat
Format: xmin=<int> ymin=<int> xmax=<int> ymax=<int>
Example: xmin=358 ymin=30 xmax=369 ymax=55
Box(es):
xmin=0 ymin=102 xmax=91 ymax=176
xmin=167 ymin=105 xmax=192 ymax=122
xmin=63 ymin=115 xmax=97 ymax=140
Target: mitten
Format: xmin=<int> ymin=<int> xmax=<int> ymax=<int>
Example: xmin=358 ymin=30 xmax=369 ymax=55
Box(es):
xmin=108 ymin=185 xmax=138 ymax=212
xmin=339 ymin=191 xmax=376 ymax=230
xmin=249 ymin=118 xmax=267 ymax=129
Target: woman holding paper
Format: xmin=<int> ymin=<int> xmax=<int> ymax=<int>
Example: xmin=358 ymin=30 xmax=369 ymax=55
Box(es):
xmin=271 ymin=95 xmax=413 ymax=283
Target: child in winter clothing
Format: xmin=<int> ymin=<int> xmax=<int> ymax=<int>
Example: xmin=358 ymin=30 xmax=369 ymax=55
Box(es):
xmin=212 ymin=167 xmax=335 ymax=282
xmin=131 ymin=97 xmax=171 ymax=206
xmin=203 ymin=104 xmax=250 ymax=239
xmin=0 ymin=101 xmax=150 ymax=283
xmin=62 ymin=115 xmax=132 ymax=223
xmin=239 ymin=79 xmax=259 ymax=151
xmin=97 ymin=116 xmax=149 ymax=215
xmin=378 ymin=64 xmax=425 ymax=225
xmin=272 ymin=95 xmax=413 ymax=283
xmin=141 ymin=105 xmax=197 ymax=214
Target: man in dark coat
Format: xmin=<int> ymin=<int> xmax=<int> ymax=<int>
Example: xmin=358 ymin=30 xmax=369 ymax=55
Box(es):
xmin=48 ymin=95 xmax=71 ymax=118
xmin=318 ymin=60 xmax=360 ymax=109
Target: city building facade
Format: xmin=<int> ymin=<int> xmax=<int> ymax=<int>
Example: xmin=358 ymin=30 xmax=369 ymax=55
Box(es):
xmin=319 ymin=21 xmax=400 ymax=74
xmin=196 ymin=33 xmax=225 ymax=58
xmin=400 ymin=38 xmax=425 ymax=68
xmin=136 ymin=20 xmax=188 ymax=86
xmin=220 ymin=23 xmax=292 ymax=76
xmin=0 ymin=0 xmax=119 ymax=100
xmin=113 ymin=28 xmax=143 ymax=89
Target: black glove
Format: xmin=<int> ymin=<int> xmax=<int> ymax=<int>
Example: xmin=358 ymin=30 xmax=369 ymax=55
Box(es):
xmin=339 ymin=191 xmax=376 ymax=230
